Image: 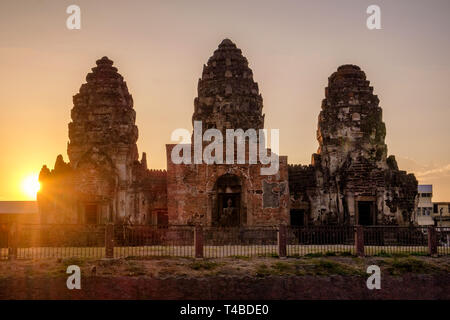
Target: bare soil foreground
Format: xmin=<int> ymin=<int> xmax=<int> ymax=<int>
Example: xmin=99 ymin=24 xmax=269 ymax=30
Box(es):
xmin=0 ymin=255 xmax=449 ymax=300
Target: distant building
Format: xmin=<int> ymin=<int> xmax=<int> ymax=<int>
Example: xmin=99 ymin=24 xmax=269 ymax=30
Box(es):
xmin=433 ymin=202 xmax=450 ymax=227
xmin=0 ymin=201 xmax=39 ymax=224
xmin=416 ymin=185 xmax=434 ymax=225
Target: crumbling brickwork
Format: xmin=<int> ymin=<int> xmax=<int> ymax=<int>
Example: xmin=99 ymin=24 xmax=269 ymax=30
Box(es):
xmin=193 ymin=39 xmax=264 ymax=134
xmin=167 ymin=39 xmax=289 ymax=226
xmin=38 ymin=57 xmax=167 ymax=225
xmin=289 ymin=65 xmax=417 ymax=226
xmin=38 ymin=45 xmax=417 ymax=227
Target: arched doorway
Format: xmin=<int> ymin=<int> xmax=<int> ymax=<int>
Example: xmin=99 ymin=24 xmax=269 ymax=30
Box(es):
xmin=214 ymin=174 xmax=242 ymax=227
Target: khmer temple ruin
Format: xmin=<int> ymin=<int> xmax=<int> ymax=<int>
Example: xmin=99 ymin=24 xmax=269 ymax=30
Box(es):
xmin=289 ymin=65 xmax=417 ymax=226
xmin=38 ymin=56 xmax=167 ymax=225
xmin=166 ymin=39 xmax=289 ymax=227
xmin=38 ymin=39 xmax=418 ymax=227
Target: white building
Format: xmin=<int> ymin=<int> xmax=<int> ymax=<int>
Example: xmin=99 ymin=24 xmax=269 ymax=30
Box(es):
xmin=433 ymin=202 xmax=450 ymax=227
xmin=416 ymin=185 xmax=434 ymax=225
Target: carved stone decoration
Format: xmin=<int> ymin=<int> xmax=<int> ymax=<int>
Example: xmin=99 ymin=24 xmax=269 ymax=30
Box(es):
xmin=193 ymin=39 xmax=265 ymax=135
xmin=38 ymin=47 xmax=417 ymax=228
xmin=289 ymin=65 xmax=417 ymax=226
xmin=167 ymin=39 xmax=290 ymax=227
xmin=38 ymin=57 xmax=167 ymax=225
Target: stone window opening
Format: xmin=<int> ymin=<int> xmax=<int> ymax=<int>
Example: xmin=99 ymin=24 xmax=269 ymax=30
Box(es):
xmin=357 ymin=201 xmax=375 ymax=225
xmin=85 ymin=204 xmax=98 ymax=225
xmin=214 ymin=174 xmax=242 ymax=227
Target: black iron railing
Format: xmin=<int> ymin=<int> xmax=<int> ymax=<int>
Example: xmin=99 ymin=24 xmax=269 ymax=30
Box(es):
xmin=0 ymin=223 xmax=448 ymax=259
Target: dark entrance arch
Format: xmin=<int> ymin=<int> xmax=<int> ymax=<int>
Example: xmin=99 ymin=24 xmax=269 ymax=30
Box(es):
xmin=214 ymin=174 xmax=242 ymax=227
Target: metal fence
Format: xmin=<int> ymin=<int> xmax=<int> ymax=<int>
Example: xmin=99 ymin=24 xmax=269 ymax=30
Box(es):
xmin=15 ymin=224 xmax=106 ymax=259
xmin=0 ymin=223 xmax=8 ymax=260
xmin=287 ymin=226 xmax=355 ymax=256
xmin=437 ymin=227 xmax=450 ymax=255
xmin=203 ymin=226 xmax=278 ymax=258
xmin=1 ymin=223 xmax=449 ymax=260
xmin=363 ymin=226 xmax=429 ymax=256
xmin=113 ymin=225 xmax=195 ymax=258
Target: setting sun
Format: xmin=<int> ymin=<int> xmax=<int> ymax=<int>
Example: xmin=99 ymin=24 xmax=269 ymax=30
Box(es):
xmin=21 ymin=173 xmax=40 ymax=199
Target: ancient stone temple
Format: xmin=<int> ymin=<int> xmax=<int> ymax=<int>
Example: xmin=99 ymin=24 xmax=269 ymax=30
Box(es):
xmin=38 ymin=57 xmax=167 ymax=225
xmin=166 ymin=39 xmax=290 ymax=226
xmin=289 ymin=65 xmax=417 ymax=226
xmin=38 ymin=41 xmax=418 ymax=227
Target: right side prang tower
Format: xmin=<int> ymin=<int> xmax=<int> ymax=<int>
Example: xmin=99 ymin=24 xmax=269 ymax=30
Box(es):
xmin=289 ymin=65 xmax=417 ymax=226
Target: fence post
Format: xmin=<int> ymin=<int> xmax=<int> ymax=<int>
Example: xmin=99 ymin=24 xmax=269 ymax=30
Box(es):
xmin=105 ymin=223 xmax=114 ymax=259
xmin=355 ymin=225 xmax=365 ymax=257
xmin=278 ymin=224 xmax=287 ymax=258
xmin=194 ymin=225 xmax=204 ymax=259
xmin=8 ymin=222 xmax=18 ymax=260
xmin=428 ymin=226 xmax=438 ymax=257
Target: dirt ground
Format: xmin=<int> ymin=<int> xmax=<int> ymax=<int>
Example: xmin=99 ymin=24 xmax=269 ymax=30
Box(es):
xmin=0 ymin=254 xmax=450 ymax=279
xmin=0 ymin=255 xmax=449 ymax=299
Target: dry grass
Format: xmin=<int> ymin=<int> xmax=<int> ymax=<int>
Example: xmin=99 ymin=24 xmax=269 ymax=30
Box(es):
xmin=0 ymin=255 xmax=449 ymax=280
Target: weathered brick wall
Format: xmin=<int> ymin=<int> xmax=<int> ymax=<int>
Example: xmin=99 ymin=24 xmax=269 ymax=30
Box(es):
xmin=288 ymin=65 xmax=418 ymax=226
xmin=167 ymin=144 xmax=289 ymax=226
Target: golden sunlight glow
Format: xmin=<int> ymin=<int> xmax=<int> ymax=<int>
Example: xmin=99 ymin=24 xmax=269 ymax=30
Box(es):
xmin=21 ymin=173 xmax=40 ymax=199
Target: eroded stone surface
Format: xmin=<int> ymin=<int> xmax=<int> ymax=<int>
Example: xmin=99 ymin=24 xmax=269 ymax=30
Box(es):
xmin=193 ymin=39 xmax=264 ymax=134
xmin=289 ymin=65 xmax=417 ymax=226
xmin=167 ymin=39 xmax=289 ymax=226
xmin=38 ymin=57 xmax=167 ymax=225
xmin=38 ymin=47 xmax=417 ymax=227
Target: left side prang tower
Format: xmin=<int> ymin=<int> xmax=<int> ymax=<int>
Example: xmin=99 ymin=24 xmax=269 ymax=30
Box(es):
xmin=38 ymin=57 xmax=167 ymax=225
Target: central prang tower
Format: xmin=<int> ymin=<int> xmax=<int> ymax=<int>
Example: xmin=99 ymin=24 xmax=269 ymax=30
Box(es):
xmin=167 ymin=39 xmax=289 ymax=227
xmin=192 ymin=39 xmax=264 ymax=134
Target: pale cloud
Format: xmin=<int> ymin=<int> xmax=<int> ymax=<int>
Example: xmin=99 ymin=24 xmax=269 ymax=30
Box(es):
xmin=395 ymin=156 xmax=434 ymax=173
xmin=396 ymin=157 xmax=450 ymax=201
xmin=416 ymin=164 xmax=450 ymax=179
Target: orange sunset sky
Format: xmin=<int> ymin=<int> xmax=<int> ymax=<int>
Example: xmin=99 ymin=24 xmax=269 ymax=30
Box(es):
xmin=0 ymin=0 xmax=449 ymax=201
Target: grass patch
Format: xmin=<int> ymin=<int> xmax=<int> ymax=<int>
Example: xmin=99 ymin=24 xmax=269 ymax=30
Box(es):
xmin=230 ymin=255 xmax=251 ymax=260
xmin=124 ymin=255 xmax=174 ymax=261
xmin=124 ymin=261 xmax=146 ymax=276
xmin=61 ymin=257 xmax=86 ymax=267
xmin=189 ymin=260 xmax=220 ymax=271
xmin=373 ymin=250 xmax=392 ymax=257
xmin=254 ymin=259 xmax=364 ymax=277
xmin=98 ymin=259 xmax=123 ymax=267
xmin=255 ymin=261 xmax=306 ymax=277
xmin=409 ymin=251 xmax=429 ymax=257
xmin=304 ymin=253 xmax=324 ymax=258
xmin=257 ymin=253 xmax=279 ymax=258
xmin=374 ymin=251 xmax=429 ymax=258
xmin=387 ymin=258 xmax=441 ymax=275
xmin=288 ymin=251 xmax=353 ymax=258
xmin=271 ymin=262 xmax=293 ymax=273
xmin=255 ymin=264 xmax=271 ymax=277
xmin=308 ymin=259 xmax=364 ymax=276
xmin=391 ymin=252 xmax=411 ymax=258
